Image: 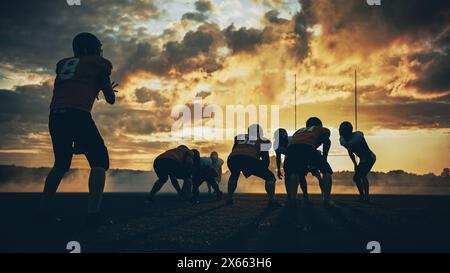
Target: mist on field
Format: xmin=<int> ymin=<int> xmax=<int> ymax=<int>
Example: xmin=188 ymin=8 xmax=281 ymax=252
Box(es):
xmin=1 ymin=166 xmax=449 ymax=195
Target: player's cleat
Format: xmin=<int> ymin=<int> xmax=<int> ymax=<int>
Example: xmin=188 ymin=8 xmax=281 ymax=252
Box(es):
xmin=86 ymin=213 xmax=113 ymax=228
xmin=35 ymin=212 xmax=62 ymax=225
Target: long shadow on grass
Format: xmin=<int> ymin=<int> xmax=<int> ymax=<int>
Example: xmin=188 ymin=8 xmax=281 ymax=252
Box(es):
xmin=87 ymin=203 xmax=228 ymax=251
xmin=254 ymin=206 xmax=308 ymax=252
xmin=334 ymin=201 xmax=390 ymax=234
xmin=213 ymin=205 xmax=282 ymax=252
xmin=322 ymin=203 xmax=364 ymax=234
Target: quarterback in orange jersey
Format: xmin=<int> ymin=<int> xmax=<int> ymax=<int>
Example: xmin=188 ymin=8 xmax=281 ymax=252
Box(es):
xmin=39 ymin=33 xmax=118 ymax=227
xmin=285 ymin=117 xmax=334 ymax=207
xmin=226 ymin=124 xmax=279 ymax=207
xmin=147 ymin=145 xmax=196 ymax=202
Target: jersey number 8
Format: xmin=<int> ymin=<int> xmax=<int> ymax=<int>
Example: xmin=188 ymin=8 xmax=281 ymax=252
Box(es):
xmin=59 ymin=58 xmax=80 ymax=80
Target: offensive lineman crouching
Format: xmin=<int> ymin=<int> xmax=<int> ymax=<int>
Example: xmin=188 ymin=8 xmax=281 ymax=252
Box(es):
xmin=285 ymin=117 xmax=335 ymax=207
xmin=147 ymin=145 xmax=195 ymax=202
xmin=226 ymin=124 xmax=279 ymax=207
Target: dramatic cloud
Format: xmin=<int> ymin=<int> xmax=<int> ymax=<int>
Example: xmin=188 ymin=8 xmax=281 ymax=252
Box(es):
xmin=406 ymin=30 xmax=450 ymax=94
xmin=292 ymin=0 xmax=314 ymax=60
xmin=224 ymin=25 xmax=264 ymax=53
xmin=253 ymin=0 xmax=285 ymax=9
xmin=135 ymin=87 xmax=170 ymax=105
xmin=302 ymin=0 xmax=450 ymax=97
xmin=264 ymin=10 xmax=290 ymax=25
xmin=0 ymin=0 xmax=449 ymax=173
xmin=0 ymin=84 xmax=51 ymax=149
xmin=0 ymin=0 xmax=160 ymax=72
xmin=182 ymin=12 xmax=209 ymax=22
xmin=195 ymin=0 xmax=214 ymax=13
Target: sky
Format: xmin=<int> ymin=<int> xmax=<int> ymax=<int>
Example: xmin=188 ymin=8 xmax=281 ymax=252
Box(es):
xmin=0 ymin=0 xmax=449 ymax=174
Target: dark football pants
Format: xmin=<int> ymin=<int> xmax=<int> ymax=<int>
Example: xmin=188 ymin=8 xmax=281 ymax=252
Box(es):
xmin=49 ymin=108 xmax=109 ymax=171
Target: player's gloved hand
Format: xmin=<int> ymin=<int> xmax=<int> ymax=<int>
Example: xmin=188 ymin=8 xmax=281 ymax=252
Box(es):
xmin=112 ymin=81 xmax=119 ymax=93
xmin=277 ymin=170 xmax=283 ymax=180
xmin=96 ymin=82 xmax=118 ymax=100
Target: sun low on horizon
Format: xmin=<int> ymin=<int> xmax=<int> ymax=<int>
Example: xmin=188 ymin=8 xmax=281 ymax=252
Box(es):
xmin=0 ymin=0 xmax=449 ymax=176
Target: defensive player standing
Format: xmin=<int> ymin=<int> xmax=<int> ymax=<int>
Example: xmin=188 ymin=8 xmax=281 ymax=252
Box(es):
xmin=285 ymin=117 xmax=334 ymax=206
xmin=39 ymin=33 xmax=118 ymax=227
xmin=339 ymin=121 xmax=376 ymax=203
xmin=147 ymin=145 xmax=195 ymax=202
xmin=226 ymin=124 xmax=279 ymax=207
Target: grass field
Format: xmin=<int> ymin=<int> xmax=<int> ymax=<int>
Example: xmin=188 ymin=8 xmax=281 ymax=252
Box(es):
xmin=1 ymin=193 xmax=450 ymax=253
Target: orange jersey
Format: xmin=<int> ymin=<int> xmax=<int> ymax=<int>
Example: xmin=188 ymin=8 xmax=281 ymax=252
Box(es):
xmin=157 ymin=146 xmax=194 ymax=164
xmin=230 ymin=134 xmax=271 ymax=160
xmin=50 ymin=56 xmax=112 ymax=112
xmin=289 ymin=126 xmax=330 ymax=148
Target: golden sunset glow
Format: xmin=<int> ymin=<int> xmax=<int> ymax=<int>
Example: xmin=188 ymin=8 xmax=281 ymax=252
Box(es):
xmin=0 ymin=0 xmax=449 ymax=177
